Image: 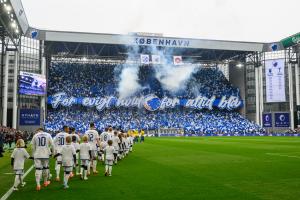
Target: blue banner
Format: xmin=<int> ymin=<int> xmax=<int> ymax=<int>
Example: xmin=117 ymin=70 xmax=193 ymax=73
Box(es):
xmin=19 ymin=109 xmax=40 ymax=126
xmin=47 ymin=92 xmax=243 ymax=111
xmin=274 ymin=112 xmax=290 ymax=127
xmin=262 ymin=113 xmax=272 ymax=128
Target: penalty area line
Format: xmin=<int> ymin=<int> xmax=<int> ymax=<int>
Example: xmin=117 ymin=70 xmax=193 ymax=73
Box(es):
xmin=0 ymin=165 xmax=34 ymax=200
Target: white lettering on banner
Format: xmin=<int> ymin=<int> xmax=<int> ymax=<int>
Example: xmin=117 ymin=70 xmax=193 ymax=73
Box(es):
xmin=51 ymin=92 xmax=76 ymax=108
xmin=185 ymin=96 xmax=215 ymax=110
xmin=218 ymin=96 xmax=242 ymax=110
xmin=116 ymin=97 xmax=144 ymax=108
xmin=135 ymin=37 xmax=190 ymax=47
xmin=160 ymin=97 xmax=180 ymax=109
xmin=49 ymin=92 xmax=243 ymax=111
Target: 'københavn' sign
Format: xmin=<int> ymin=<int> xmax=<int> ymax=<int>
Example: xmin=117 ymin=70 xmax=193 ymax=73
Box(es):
xmin=48 ymin=93 xmax=243 ymax=111
xmin=134 ymin=37 xmax=190 ymax=48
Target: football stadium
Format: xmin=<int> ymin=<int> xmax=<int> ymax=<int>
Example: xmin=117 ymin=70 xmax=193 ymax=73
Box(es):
xmin=0 ymin=0 xmax=300 ymax=199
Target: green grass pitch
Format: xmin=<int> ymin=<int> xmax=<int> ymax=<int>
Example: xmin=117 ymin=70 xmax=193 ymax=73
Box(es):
xmin=1 ymin=137 xmax=300 ymax=200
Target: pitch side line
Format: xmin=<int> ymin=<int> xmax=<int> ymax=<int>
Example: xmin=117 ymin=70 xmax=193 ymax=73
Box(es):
xmin=0 ymin=165 xmax=34 ymax=200
xmin=266 ymin=153 xmax=300 ymax=159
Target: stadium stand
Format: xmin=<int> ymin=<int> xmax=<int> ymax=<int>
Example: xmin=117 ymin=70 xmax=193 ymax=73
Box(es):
xmin=45 ymin=62 xmax=264 ymax=135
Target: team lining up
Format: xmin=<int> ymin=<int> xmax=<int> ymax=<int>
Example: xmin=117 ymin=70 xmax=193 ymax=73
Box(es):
xmin=10 ymin=123 xmax=138 ymax=190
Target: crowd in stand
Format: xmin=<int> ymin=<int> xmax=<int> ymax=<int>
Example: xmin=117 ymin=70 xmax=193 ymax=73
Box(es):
xmin=45 ymin=62 xmax=262 ymax=134
xmin=48 ymin=62 xmax=239 ymax=98
xmin=45 ymin=108 xmax=263 ymax=135
xmin=0 ymin=126 xmax=33 ymax=157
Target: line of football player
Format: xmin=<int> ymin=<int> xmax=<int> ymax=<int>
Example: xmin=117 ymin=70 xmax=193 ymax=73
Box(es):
xmin=10 ymin=123 xmax=137 ymax=190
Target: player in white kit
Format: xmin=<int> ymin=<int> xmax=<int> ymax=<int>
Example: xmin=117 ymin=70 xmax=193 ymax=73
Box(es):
xmin=71 ymin=135 xmax=80 ymax=176
xmin=70 ymin=127 xmax=80 ymax=143
xmin=11 ymin=139 xmax=30 ymax=191
xmin=112 ymin=131 xmax=120 ymax=164
xmin=79 ymin=135 xmax=92 ymax=180
xmin=84 ymin=123 xmax=100 ymax=174
xmin=53 ymin=126 xmax=69 ymax=181
xmin=31 ymin=128 xmax=54 ymax=191
xmin=104 ymin=140 xmax=115 ymax=176
xmin=128 ymin=134 xmax=134 ymax=152
xmin=60 ymin=136 xmax=76 ymax=189
xmin=100 ymin=127 xmax=113 ymax=161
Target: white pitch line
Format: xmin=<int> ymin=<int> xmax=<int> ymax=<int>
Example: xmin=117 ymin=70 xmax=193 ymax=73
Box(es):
xmin=266 ymin=153 xmax=300 ymax=159
xmin=0 ymin=165 xmax=34 ymax=200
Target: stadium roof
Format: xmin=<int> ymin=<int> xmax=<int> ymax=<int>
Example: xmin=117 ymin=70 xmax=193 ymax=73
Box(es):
xmin=0 ymin=0 xmax=29 ymax=47
xmin=30 ymin=29 xmax=266 ymax=62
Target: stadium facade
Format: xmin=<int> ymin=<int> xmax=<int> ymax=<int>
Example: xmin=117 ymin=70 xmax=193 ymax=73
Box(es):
xmin=0 ymin=0 xmax=299 ymax=133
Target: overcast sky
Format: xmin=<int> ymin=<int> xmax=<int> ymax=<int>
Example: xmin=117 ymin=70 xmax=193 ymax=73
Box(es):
xmin=22 ymin=0 xmax=299 ymax=43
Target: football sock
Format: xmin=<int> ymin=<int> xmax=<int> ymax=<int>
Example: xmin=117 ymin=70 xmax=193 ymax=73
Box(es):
xmin=80 ymin=166 xmax=84 ymax=175
xmin=108 ymin=166 xmax=112 ymax=175
xmin=35 ymin=170 xmax=42 ymax=186
xmin=87 ymin=162 xmax=91 ymax=174
xmin=43 ymin=168 xmax=49 ymax=182
xmin=64 ymin=173 xmax=70 ymax=186
xmin=93 ymin=161 xmax=97 ymax=172
xmin=14 ymin=175 xmax=20 ymax=188
xmin=55 ymin=163 xmax=61 ymax=178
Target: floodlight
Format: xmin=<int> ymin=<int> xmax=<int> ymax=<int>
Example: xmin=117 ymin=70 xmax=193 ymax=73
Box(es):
xmin=4 ymin=4 xmax=11 ymax=12
xmin=11 ymin=21 xmax=17 ymax=28
xmin=236 ymin=63 xmax=243 ymax=68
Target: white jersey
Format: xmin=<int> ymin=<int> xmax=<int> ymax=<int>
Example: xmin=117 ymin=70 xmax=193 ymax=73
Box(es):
xmin=71 ymin=133 xmax=81 ymax=143
xmin=123 ymin=138 xmax=129 ymax=149
xmin=31 ymin=131 xmax=54 ymax=159
xmin=84 ymin=129 xmax=99 ymax=150
xmin=112 ymin=135 xmax=120 ymax=151
xmin=61 ymin=144 xmax=76 ymax=167
xmin=11 ymin=148 xmax=30 ymax=170
xmin=54 ymin=131 xmax=69 ymax=151
xmin=72 ymin=142 xmax=80 ymax=152
xmin=104 ymin=146 xmax=115 ymax=160
xmin=100 ymin=131 xmax=112 ymax=143
xmin=80 ymin=143 xmax=91 ymax=160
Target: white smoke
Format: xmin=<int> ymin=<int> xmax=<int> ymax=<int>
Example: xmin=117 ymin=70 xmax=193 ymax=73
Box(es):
xmin=155 ymin=64 xmax=197 ymax=93
xmin=118 ymin=66 xmax=141 ymax=99
xmin=116 ymin=39 xmax=198 ymax=97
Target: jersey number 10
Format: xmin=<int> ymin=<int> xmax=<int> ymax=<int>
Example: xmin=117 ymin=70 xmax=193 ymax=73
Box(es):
xmin=38 ymin=137 xmax=46 ymax=146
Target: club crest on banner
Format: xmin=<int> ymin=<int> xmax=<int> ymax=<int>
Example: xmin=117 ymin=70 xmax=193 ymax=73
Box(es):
xmin=143 ymin=94 xmax=161 ymax=111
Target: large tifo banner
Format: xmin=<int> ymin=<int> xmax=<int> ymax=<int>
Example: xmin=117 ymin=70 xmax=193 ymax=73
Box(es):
xmin=265 ymin=59 xmax=286 ymax=102
xmin=48 ymin=93 xmax=243 ymax=111
xmin=19 ymin=109 xmax=40 ymax=126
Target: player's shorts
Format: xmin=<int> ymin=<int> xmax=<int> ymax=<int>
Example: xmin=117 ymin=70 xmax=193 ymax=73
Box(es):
xmin=14 ymin=169 xmax=24 ymax=175
xmin=113 ymin=149 xmax=119 ymax=154
xmin=90 ymin=150 xmax=97 ymax=159
xmin=34 ymin=158 xmax=49 ymax=170
xmin=80 ymin=159 xmax=90 ymax=166
xmin=63 ymin=166 xmax=73 ymax=172
xmin=54 ymin=149 xmax=62 ymax=162
xmin=105 ymin=159 xmax=113 ymax=166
